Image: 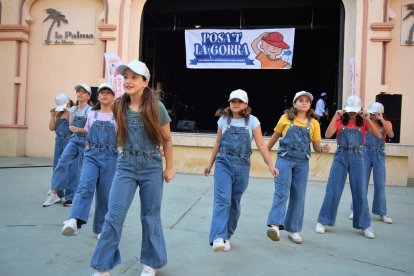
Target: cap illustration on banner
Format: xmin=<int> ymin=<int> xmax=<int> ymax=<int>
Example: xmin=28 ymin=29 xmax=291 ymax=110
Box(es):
xmin=55 ymin=93 xmax=70 ymax=112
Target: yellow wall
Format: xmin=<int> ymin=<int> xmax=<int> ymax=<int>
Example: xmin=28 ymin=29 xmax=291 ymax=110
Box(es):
xmin=24 ymin=0 xmax=105 ymax=156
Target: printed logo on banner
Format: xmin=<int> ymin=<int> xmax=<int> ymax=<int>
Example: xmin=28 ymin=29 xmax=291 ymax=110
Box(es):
xmin=185 ymin=29 xmax=295 ymax=69
xmin=190 ymin=32 xmax=254 ymax=65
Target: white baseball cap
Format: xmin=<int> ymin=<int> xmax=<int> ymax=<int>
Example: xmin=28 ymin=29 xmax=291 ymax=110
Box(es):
xmin=228 ymin=89 xmax=248 ymax=104
xmin=98 ymin=82 xmax=114 ymax=94
xmin=116 ymin=60 xmax=150 ymax=81
xmin=293 ymin=91 xmax=313 ymax=103
xmin=321 ymin=92 xmax=327 ymax=97
xmin=344 ymin=95 xmax=362 ymax=113
xmin=367 ymin=102 xmax=384 ymax=114
xmin=74 ymin=83 xmax=92 ymax=95
xmin=55 ymin=93 xmax=70 ymax=112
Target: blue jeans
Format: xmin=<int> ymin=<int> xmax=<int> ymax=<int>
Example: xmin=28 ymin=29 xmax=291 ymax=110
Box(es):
xmin=51 ymin=137 xmax=85 ymax=196
xmin=209 ymin=154 xmax=250 ymax=243
xmin=318 ymin=150 xmax=371 ymax=229
xmin=70 ymin=148 xmax=117 ymax=234
xmin=90 ymin=152 xmax=166 ymax=270
xmin=53 ymin=136 xmax=79 ymax=199
xmin=267 ymin=156 xmax=309 ymax=232
xmin=364 ymin=149 xmax=387 ymax=215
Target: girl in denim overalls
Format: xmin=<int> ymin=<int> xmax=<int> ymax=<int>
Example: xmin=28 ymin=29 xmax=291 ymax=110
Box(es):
xmin=62 ymin=83 xmax=117 ymax=238
xmin=204 ymin=89 xmax=278 ymax=252
xmin=316 ymin=95 xmax=381 ymax=239
xmin=91 ymin=61 xmax=175 ymax=276
xmin=266 ymin=91 xmax=330 ymax=244
xmin=349 ymin=102 xmax=394 ymax=224
xmin=48 ymin=93 xmax=79 ymax=204
xmin=43 ymin=84 xmax=92 ymax=207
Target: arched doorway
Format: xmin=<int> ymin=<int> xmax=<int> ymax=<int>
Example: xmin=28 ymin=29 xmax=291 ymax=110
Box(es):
xmin=141 ymin=0 xmax=343 ymax=134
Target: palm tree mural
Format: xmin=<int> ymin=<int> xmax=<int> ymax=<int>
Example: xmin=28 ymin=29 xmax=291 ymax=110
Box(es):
xmin=43 ymin=8 xmax=68 ymax=44
xmin=403 ymin=4 xmax=414 ymax=45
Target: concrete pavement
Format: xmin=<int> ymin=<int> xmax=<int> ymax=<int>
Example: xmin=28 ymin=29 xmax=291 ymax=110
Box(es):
xmin=0 ymin=157 xmax=413 ymax=276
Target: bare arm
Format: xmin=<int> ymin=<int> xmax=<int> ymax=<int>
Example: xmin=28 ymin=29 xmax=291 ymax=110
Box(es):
xmin=160 ymin=122 xmax=175 ymax=183
xmin=376 ymin=113 xmax=394 ymax=138
xmin=361 ymin=111 xmax=382 ymax=139
xmin=253 ymin=125 xmax=279 ymax=177
xmin=267 ymin=131 xmax=281 ymax=151
xmin=204 ymin=128 xmax=222 ymax=176
xmin=251 ymin=33 xmax=267 ymax=56
xmin=49 ymin=108 xmax=57 ymax=131
xmin=312 ymin=141 xmax=331 ymax=153
xmin=325 ymin=110 xmax=344 ymax=138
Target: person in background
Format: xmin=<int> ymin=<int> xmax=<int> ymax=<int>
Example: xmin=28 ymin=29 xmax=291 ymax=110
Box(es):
xmin=43 ymin=84 xmax=92 ymax=207
xmin=348 ymin=102 xmax=394 ymax=224
xmin=90 ymin=60 xmax=174 ymax=276
xmin=204 ymin=89 xmax=278 ymax=252
xmin=61 ymin=83 xmax=117 ymax=238
xmin=316 ymin=95 xmax=381 ymax=239
xmin=315 ymin=92 xmax=329 ymax=138
xmin=266 ymin=91 xmax=330 ymax=244
xmin=49 ymin=93 xmax=79 ymax=204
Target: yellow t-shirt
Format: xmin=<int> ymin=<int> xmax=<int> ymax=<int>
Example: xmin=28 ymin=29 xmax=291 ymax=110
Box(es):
xmin=274 ymin=114 xmax=321 ymax=142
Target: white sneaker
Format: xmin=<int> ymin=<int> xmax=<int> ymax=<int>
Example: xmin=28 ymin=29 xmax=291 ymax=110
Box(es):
xmin=267 ymin=225 xmax=280 ymax=241
xmin=223 ymin=240 xmax=231 ymax=252
xmin=62 ymin=218 xmax=77 ymax=236
xmin=42 ymin=192 xmax=61 ymax=207
xmin=92 ymin=271 xmax=110 ymax=276
xmin=141 ymin=265 xmax=157 ymax=276
xmin=212 ymin=238 xmax=225 ymax=252
xmin=315 ymin=223 xmax=326 ymax=234
xmin=362 ymin=226 xmax=375 ymax=239
xmin=348 ymin=212 xmax=354 ymax=220
xmin=288 ymin=232 xmax=303 ymax=244
xmin=380 ymin=214 xmax=393 ymax=224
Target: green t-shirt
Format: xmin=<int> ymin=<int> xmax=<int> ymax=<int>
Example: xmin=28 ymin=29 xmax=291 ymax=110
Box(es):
xmin=126 ymin=100 xmax=171 ymax=125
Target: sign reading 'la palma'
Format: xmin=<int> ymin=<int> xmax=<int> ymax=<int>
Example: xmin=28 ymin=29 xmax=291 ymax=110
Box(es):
xmin=43 ymin=8 xmax=95 ymax=45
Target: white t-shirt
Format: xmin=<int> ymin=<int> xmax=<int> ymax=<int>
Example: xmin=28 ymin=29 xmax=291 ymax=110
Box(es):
xmin=217 ymin=115 xmax=260 ymax=140
xmin=315 ymin=99 xmax=327 ymax=117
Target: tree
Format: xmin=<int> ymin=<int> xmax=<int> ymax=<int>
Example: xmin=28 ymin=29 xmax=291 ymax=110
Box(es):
xmin=403 ymin=4 xmax=414 ymax=45
xmin=43 ymin=8 xmax=68 ymax=44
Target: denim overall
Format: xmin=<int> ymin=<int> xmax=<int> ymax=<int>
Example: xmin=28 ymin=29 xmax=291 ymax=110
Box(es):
xmin=51 ymin=105 xmax=90 ymax=199
xmin=267 ymin=119 xmax=311 ymax=232
xmin=364 ymin=129 xmax=387 ymax=215
xmin=91 ymin=112 xmax=166 ymax=270
xmin=317 ymin=126 xmax=371 ymax=229
xmin=53 ymin=118 xmax=79 ymax=199
xmin=209 ymin=116 xmax=251 ymax=243
xmin=70 ymin=111 xmax=117 ymax=234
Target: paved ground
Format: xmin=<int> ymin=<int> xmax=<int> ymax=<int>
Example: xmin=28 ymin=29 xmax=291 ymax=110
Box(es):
xmin=0 ymin=156 xmax=413 ymax=276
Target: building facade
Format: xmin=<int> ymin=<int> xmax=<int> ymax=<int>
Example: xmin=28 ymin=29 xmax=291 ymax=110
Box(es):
xmin=0 ymin=0 xmax=413 ymax=184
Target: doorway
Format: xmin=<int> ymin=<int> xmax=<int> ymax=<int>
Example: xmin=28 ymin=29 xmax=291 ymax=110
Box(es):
xmin=142 ymin=0 xmax=343 ymax=134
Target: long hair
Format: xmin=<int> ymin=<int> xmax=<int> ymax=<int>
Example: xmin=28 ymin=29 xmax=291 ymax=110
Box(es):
xmin=285 ymin=106 xmax=316 ymax=120
xmin=215 ymin=106 xmax=252 ymax=118
xmin=113 ymin=87 xmax=161 ymax=147
xmin=342 ymin=112 xmax=363 ymax=127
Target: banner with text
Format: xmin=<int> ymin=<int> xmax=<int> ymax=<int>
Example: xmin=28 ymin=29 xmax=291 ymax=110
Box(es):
xmin=104 ymin=53 xmax=124 ymax=98
xmin=185 ymin=28 xmax=295 ymax=69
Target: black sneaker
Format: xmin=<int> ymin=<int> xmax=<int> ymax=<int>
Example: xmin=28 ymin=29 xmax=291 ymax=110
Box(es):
xmin=63 ymin=200 xmax=73 ymax=207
